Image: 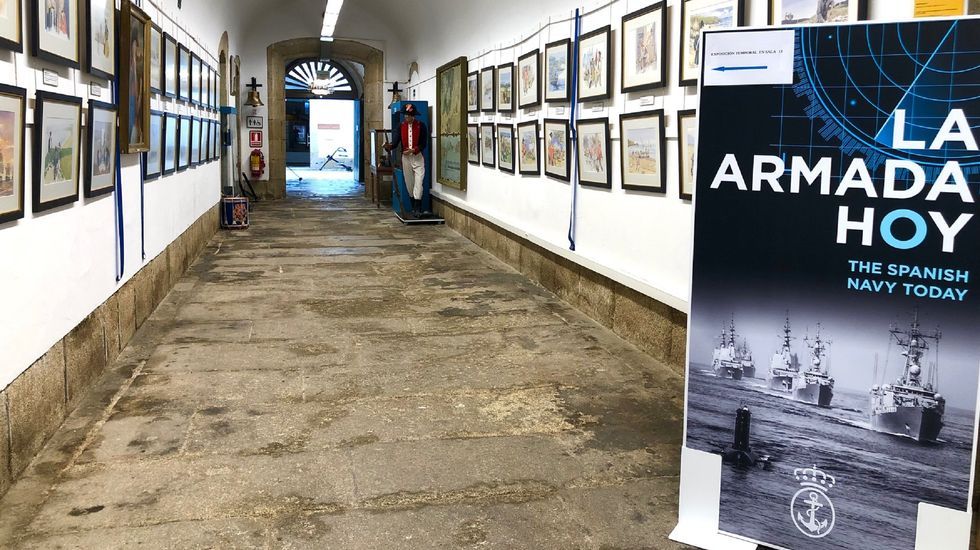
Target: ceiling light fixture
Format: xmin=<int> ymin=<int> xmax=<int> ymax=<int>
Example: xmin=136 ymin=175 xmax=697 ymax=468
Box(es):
xmin=320 ymin=0 xmax=344 ymax=40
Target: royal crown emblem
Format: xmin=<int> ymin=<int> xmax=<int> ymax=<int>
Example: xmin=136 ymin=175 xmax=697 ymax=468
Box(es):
xmin=790 ymin=465 xmax=836 ymax=539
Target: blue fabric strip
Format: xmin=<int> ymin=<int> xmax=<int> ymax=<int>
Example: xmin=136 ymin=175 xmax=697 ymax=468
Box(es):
xmin=114 ymin=72 xmax=124 ymax=281
xmin=140 ymin=153 xmax=146 ymax=261
xmin=567 ymin=9 xmax=581 ymax=252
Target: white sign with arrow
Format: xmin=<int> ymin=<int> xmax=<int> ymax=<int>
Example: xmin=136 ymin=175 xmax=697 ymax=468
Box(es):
xmin=702 ymin=30 xmax=795 ymax=87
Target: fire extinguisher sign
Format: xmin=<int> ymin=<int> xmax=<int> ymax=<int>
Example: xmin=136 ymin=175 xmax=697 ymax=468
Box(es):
xmin=249 ymin=130 xmax=263 ymax=147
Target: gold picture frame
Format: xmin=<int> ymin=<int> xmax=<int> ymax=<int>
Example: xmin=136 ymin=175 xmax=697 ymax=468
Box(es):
xmin=436 ymin=56 xmax=468 ymax=190
xmin=120 ymin=0 xmax=150 ymax=153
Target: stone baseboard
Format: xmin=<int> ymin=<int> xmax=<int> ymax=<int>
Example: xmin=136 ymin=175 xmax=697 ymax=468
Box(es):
xmin=0 ymin=204 xmax=220 ymax=498
xmin=432 ymin=197 xmax=687 ymax=372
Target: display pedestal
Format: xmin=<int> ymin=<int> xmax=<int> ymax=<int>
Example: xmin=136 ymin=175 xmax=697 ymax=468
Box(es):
xmin=670 ymin=447 xmax=758 ymax=550
xmin=392 ymin=169 xmax=443 ymax=226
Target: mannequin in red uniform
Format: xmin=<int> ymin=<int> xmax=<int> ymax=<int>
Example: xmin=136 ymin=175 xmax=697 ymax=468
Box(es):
xmin=384 ymin=103 xmax=428 ymax=217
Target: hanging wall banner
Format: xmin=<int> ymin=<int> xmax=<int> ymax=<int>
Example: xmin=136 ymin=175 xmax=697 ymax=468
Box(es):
xmin=678 ymin=18 xmax=979 ymax=550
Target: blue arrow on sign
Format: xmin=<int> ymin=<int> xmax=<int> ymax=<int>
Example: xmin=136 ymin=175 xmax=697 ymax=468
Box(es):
xmin=713 ymin=65 xmax=768 ymax=72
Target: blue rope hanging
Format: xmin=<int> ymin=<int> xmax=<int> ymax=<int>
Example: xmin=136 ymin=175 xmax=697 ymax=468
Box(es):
xmin=567 ymin=9 xmax=582 ymax=252
xmin=113 ymin=59 xmax=125 ymax=281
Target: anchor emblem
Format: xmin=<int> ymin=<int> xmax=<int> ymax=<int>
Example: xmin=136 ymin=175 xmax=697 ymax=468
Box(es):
xmin=797 ymin=491 xmax=828 ymax=534
xmin=790 ymin=465 xmax=836 ymax=539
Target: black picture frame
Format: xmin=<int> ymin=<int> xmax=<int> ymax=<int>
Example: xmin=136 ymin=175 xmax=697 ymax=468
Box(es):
xmin=576 ymin=117 xmax=611 ymax=189
xmin=497 ymin=124 xmax=515 ymax=174
xmin=162 ymin=112 xmax=177 ymax=175
xmin=517 ymin=49 xmax=541 ymax=110
xmin=679 ymin=0 xmax=745 ymax=87
xmin=481 ymin=122 xmax=495 ymax=168
xmin=621 ymin=2 xmax=668 ymax=94
xmin=84 ymin=0 xmax=114 ymax=78
xmin=619 ymin=110 xmax=667 ymax=193
xmin=84 ymin=99 xmax=117 ymax=197
xmin=162 ymin=32 xmax=177 ymax=98
xmin=676 ymin=108 xmax=697 ymax=200
xmin=178 ymin=43 xmax=190 ymax=102
xmin=466 ymin=124 xmax=480 ymax=165
xmin=149 ymin=23 xmax=163 ymax=95
xmin=143 ymin=109 xmax=164 ymax=180
xmin=497 ymin=62 xmax=514 ymax=113
xmin=203 ymin=119 xmax=212 ymax=163
xmin=516 ymin=120 xmax=540 ymax=176
xmin=466 ymin=71 xmax=479 ymax=114
xmin=190 ymin=116 xmax=201 ymax=166
xmin=480 ymin=66 xmax=496 ymax=113
xmin=191 ymin=53 xmax=202 ymax=106
xmin=31 ymin=0 xmax=80 ymax=69
xmin=578 ymin=25 xmax=613 ymax=103
xmin=33 ymin=91 xmax=82 ymax=212
xmin=177 ymin=114 xmax=190 ymax=171
xmin=0 ymin=84 xmax=27 ymax=225
xmin=0 ymin=0 xmax=23 ymax=53
xmin=544 ymin=38 xmax=570 ymax=103
xmin=543 ymin=118 xmax=570 ymax=182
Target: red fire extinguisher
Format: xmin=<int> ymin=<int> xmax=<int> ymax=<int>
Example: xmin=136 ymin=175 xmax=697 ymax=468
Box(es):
xmin=249 ymin=149 xmax=265 ymax=178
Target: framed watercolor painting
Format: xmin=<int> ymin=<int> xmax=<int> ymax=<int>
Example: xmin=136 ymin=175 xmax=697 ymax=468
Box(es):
xmin=577 ymin=118 xmax=611 ymax=189
xmin=579 ymin=25 xmax=612 ymax=102
xmin=436 ymin=56 xmax=468 ymax=190
xmin=622 ymin=3 xmax=667 ymax=93
xmin=163 ymin=32 xmax=177 ymax=98
xmin=191 ymin=116 xmax=201 ymax=166
xmin=143 ymin=109 xmax=163 ymax=180
xmin=31 ymin=0 xmax=80 ymax=68
xmin=85 ymin=0 xmax=113 ymax=77
xmin=769 ymin=0 xmax=866 ymax=24
xmin=480 ymin=66 xmax=495 ymax=112
xmin=480 ymin=122 xmax=495 ymax=168
xmin=163 ymin=112 xmax=177 ymax=175
xmin=677 ymin=109 xmax=698 ymax=200
xmin=620 ymin=110 xmax=666 ymax=193
xmin=517 ymin=120 xmax=539 ymax=176
xmin=120 ymin=0 xmax=150 ymax=154
xmin=33 ymin=91 xmax=82 ymax=212
xmin=191 ymin=53 xmax=202 ymax=106
xmin=543 ymin=118 xmax=570 ymax=181
xmin=466 ymin=71 xmax=479 ymax=114
xmin=178 ymin=43 xmax=190 ymax=102
xmin=517 ymin=49 xmax=540 ymax=109
xmin=84 ymin=100 xmax=116 ymax=197
xmin=149 ymin=24 xmax=162 ymax=94
xmin=497 ymin=63 xmax=514 ymax=113
xmin=0 ymin=0 xmax=22 ymax=52
xmin=0 ymin=84 xmax=26 ymax=225
xmin=680 ymin=0 xmax=744 ymax=86
xmin=544 ymin=39 xmax=570 ymax=102
xmin=213 ymin=118 xmax=221 ymax=159
xmin=467 ymin=124 xmax=480 ymax=165
xmin=497 ymin=124 xmax=515 ymax=174
xmin=178 ymin=114 xmax=190 ymax=171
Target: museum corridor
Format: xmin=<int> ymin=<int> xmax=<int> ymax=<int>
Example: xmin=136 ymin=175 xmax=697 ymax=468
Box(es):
xmin=0 ymin=185 xmax=688 ymax=548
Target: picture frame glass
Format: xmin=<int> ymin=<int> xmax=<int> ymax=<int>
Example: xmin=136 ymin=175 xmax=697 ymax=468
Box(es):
xmin=481 ymin=124 xmax=494 ymax=166
xmin=621 ymin=113 xmax=665 ymax=190
xmin=623 ymin=6 xmax=665 ymax=90
xmin=498 ymin=126 xmax=514 ymax=171
xmin=88 ymin=104 xmax=116 ymax=192
xmin=0 ymin=91 xmax=25 ymax=220
xmin=467 ymin=125 xmax=479 ymax=164
xmin=191 ymin=117 xmax=201 ymax=163
xmin=544 ymin=121 xmax=568 ymax=178
xmin=480 ymin=68 xmax=494 ymax=111
xmin=545 ymin=41 xmax=569 ymax=101
xmin=121 ymin=6 xmax=148 ymax=153
xmin=577 ymin=121 xmax=609 ymax=186
xmin=37 ymin=98 xmax=81 ymax=205
xmin=682 ymin=0 xmax=738 ymax=84
xmin=436 ymin=58 xmax=467 ymax=189
xmin=164 ymin=115 xmax=177 ymax=172
xmin=179 ymin=46 xmax=190 ymax=100
xmin=87 ymin=0 xmax=113 ymax=76
xmin=579 ymin=29 xmax=610 ymax=100
xmin=679 ymin=113 xmax=698 ymax=198
xmin=192 ymin=55 xmax=201 ymax=104
xmin=149 ymin=26 xmax=161 ymax=93
xmin=146 ymin=111 xmax=162 ymax=175
xmin=772 ymin=0 xmax=860 ymax=24
xmin=38 ymin=0 xmax=80 ymax=64
xmin=518 ymin=51 xmax=539 ymax=108
xmin=497 ymin=65 xmax=513 ymax=111
xmin=179 ymin=116 xmax=190 ymax=168
xmin=466 ymin=72 xmax=478 ymax=112
xmin=164 ymin=36 xmax=177 ymax=96
xmin=518 ymin=123 xmax=538 ymax=174
xmin=0 ymin=0 xmax=21 ymax=48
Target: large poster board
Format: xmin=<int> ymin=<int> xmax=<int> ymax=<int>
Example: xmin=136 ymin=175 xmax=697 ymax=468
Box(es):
xmin=677 ymin=19 xmax=979 ymax=550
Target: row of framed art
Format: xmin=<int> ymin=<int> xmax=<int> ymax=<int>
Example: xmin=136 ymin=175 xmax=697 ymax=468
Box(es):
xmin=465 ymin=0 xmax=871 ymax=114
xmin=0 ymin=84 xmax=220 ymax=225
xmin=463 ymin=109 xmax=698 ymax=200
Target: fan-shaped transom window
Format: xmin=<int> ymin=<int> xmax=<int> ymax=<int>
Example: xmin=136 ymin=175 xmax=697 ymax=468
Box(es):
xmin=285 ymin=60 xmax=355 ymax=98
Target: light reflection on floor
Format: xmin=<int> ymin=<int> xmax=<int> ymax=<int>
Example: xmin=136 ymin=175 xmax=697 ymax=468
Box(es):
xmin=286 ymin=167 xmax=362 ymax=198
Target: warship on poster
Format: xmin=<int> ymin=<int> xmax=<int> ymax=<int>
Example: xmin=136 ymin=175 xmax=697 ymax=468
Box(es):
xmin=711 ymin=317 xmax=756 ymax=380
xmin=796 ymin=324 xmax=834 ymax=407
xmin=767 ymin=317 xmax=800 ymax=392
xmin=869 ymin=310 xmax=945 ymax=443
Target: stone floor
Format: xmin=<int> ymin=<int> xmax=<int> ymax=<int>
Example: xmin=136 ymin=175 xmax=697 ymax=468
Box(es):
xmin=0 ymin=177 xmax=689 ymax=549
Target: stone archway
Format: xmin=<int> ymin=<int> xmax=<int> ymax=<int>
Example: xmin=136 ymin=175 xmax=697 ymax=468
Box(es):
xmin=259 ymin=37 xmax=384 ymax=199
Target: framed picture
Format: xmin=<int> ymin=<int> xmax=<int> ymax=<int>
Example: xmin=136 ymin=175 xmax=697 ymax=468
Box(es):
xmin=213 ymin=68 xmax=220 ymax=108
xmin=467 ymin=124 xmax=479 ymax=165
xmin=143 ymin=109 xmax=163 ymax=180
xmin=579 ymin=25 xmax=612 ymax=102
xmin=31 ymin=0 xmax=80 ymax=68
xmin=178 ymin=44 xmax=190 ymax=102
xmin=0 ymin=84 xmax=27 ymax=225
xmin=191 ymin=116 xmax=201 ymax=166
xmin=577 ymin=118 xmax=611 ymax=189
xmin=148 ymin=24 xmax=162 ymax=95
xmin=436 ymin=56 xmax=468 ymax=190
xmin=497 ymin=124 xmax=515 ymax=174
xmin=677 ymin=109 xmax=698 ymax=200
xmin=543 ymin=118 xmax=570 ymax=181
xmin=85 ymin=0 xmax=113 ymax=78
xmin=466 ymin=71 xmax=479 ymax=114
xmin=213 ymin=119 xmax=221 ymax=159
xmin=163 ymin=112 xmax=177 ymax=175
xmin=517 ymin=49 xmax=540 ymax=109
xmin=620 ymin=110 xmax=666 ymax=193
xmin=162 ymin=32 xmax=177 ymax=98
xmin=203 ymin=63 xmax=211 ymax=109
xmin=191 ymin=53 xmax=202 ymax=106
xmin=120 ymin=1 xmax=150 ymax=154
xmin=0 ymin=0 xmax=22 ymax=52
xmin=480 ymin=66 xmax=496 ymax=112
xmin=622 ymin=3 xmax=667 ymax=93
xmin=769 ymin=0 xmax=866 ymax=24
xmin=33 ymin=91 xmax=81 ymax=212
xmin=497 ymin=63 xmax=514 ymax=113
xmin=84 ymin=99 xmax=116 ymax=197
xmin=544 ymin=39 xmax=570 ymax=102
xmin=177 ymin=114 xmax=190 ymax=171
xmin=680 ymin=0 xmax=744 ymax=86
xmin=202 ymin=119 xmax=210 ymax=163
xmin=517 ymin=121 xmax=539 ymax=176
xmin=480 ymin=122 xmax=495 ymax=168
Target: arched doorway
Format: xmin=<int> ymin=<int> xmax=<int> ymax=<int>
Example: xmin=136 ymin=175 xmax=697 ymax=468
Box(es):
xmin=259 ymin=38 xmax=384 ymax=200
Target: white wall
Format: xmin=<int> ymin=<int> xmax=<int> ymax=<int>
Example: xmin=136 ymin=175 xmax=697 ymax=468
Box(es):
xmin=0 ymin=0 xmax=239 ymax=390
xmin=407 ymin=0 xmax=920 ymax=314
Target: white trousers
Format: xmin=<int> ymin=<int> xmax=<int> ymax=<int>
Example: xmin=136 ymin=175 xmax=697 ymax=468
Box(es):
xmin=402 ymin=151 xmax=425 ymax=200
